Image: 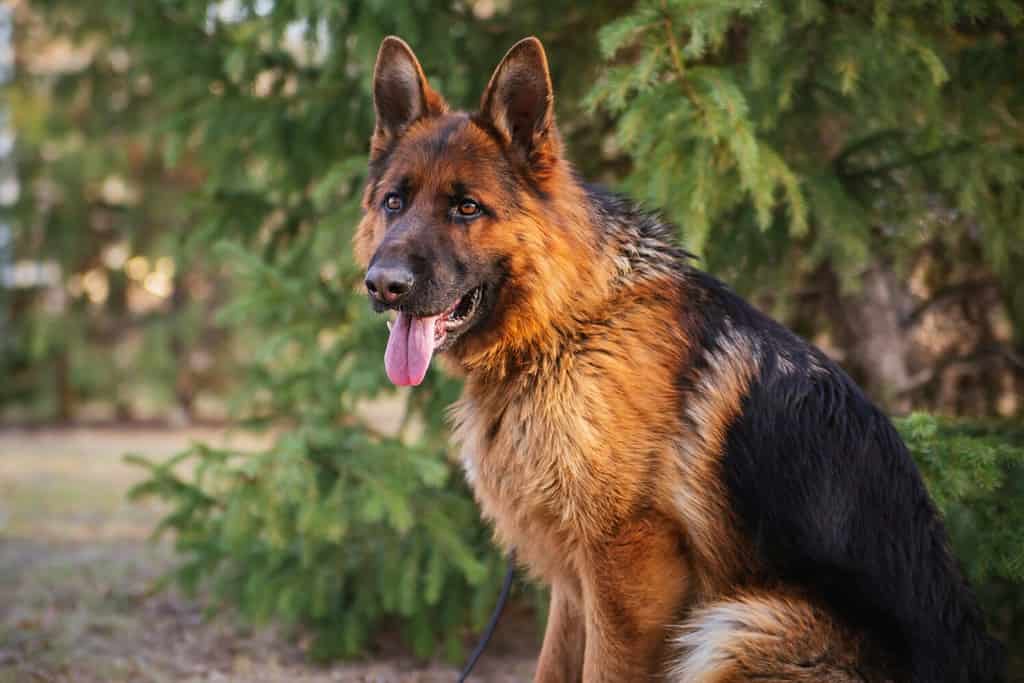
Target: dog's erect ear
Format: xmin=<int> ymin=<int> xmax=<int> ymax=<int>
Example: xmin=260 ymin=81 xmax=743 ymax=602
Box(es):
xmin=372 ymin=37 xmax=446 ymax=146
xmin=480 ymin=37 xmax=558 ymax=166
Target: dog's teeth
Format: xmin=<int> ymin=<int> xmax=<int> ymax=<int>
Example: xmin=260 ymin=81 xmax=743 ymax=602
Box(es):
xmin=386 ymin=320 xmax=393 ymax=331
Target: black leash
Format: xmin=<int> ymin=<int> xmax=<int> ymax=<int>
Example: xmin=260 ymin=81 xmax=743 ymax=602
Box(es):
xmin=458 ymin=553 xmax=516 ymax=682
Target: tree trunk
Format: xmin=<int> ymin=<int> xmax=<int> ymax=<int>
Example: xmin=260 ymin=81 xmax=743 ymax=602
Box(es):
xmin=55 ymin=349 xmax=73 ymax=422
xmin=822 ymin=263 xmax=918 ymax=413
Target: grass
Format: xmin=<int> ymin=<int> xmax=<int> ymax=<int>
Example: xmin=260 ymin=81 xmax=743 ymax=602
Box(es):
xmin=0 ymin=427 xmax=536 ymax=682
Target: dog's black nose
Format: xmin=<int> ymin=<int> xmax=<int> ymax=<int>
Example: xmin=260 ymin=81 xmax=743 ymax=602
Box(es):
xmin=365 ymin=263 xmax=414 ymax=303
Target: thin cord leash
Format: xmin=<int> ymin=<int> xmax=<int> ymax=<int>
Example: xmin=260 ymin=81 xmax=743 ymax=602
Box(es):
xmin=458 ymin=553 xmax=516 ymax=682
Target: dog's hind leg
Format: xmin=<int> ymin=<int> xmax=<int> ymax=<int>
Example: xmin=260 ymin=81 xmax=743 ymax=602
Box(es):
xmin=667 ymin=592 xmax=885 ymax=683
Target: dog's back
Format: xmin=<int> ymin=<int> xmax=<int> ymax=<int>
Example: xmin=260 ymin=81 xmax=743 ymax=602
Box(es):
xmin=674 ymin=267 xmax=1006 ymax=681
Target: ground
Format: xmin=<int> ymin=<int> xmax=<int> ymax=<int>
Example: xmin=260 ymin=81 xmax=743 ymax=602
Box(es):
xmin=0 ymin=427 xmax=538 ymax=682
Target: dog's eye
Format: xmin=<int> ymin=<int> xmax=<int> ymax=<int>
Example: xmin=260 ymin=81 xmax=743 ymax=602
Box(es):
xmin=456 ymin=199 xmax=481 ymax=218
xmin=383 ymin=193 xmax=403 ymax=213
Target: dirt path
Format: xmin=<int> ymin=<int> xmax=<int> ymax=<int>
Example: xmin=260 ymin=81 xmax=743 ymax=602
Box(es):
xmin=0 ymin=427 xmax=537 ymax=682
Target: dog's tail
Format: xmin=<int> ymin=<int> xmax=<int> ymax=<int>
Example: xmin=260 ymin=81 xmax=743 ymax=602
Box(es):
xmin=666 ymin=592 xmax=877 ymax=682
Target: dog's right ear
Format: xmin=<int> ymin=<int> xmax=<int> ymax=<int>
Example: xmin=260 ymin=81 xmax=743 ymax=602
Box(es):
xmin=371 ymin=37 xmax=447 ymax=151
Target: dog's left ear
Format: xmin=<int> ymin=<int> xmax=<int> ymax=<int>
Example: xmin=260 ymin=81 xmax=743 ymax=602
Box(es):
xmin=480 ymin=37 xmax=559 ymax=169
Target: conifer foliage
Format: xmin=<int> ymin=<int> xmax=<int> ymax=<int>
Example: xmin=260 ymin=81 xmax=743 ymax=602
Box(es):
xmin=589 ymin=1 xmax=1024 ymax=311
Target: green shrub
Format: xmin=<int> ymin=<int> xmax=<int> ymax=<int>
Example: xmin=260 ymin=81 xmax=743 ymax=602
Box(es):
xmin=128 ymin=428 xmax=505 ymax=661
xmin=897 ymin=414 xmax=1024 ymax=667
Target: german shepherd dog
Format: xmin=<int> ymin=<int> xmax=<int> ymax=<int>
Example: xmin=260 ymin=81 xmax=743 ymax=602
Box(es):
xmin=354 ymin=36 xmax=1005 ymax=682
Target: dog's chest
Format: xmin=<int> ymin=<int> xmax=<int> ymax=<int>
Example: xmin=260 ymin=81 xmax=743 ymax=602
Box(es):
xmin=450 ymin=374 xmax=664 ymax=580
xmin=453 ymin=397 xmax=583 ymax=577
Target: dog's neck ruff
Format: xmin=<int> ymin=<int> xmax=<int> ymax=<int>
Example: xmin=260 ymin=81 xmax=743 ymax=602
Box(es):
xmin=459 ymin=188 xmax=690 ymax=384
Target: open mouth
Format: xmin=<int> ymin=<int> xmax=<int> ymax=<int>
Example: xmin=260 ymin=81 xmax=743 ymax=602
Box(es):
xmin=383 ymin=285 xmax=484 ymax=387
xmin=437 ymin=285 xmax=483 ymax=340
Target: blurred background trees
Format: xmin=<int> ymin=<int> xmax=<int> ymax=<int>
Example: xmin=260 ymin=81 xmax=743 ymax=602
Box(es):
xmin=591 ymin=0 xmax=1024 ymax=414
xmin=3 ymin=0 xmax=1023 ymax=672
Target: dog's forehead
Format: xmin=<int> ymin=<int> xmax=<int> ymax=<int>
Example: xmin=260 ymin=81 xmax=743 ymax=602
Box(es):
xmin=382 ymin=114 xmax=512 ymax=195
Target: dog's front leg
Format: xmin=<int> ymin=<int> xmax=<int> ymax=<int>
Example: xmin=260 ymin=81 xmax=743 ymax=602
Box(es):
xmin=580 ymin=515 xmax=690 ymax=682
xmin=534 ymin=580 xmax=585 ymax=683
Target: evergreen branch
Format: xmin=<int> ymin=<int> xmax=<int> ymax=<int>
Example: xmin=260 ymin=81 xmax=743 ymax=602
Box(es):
xmin=808 ymin=80 xmax=846 ymax=102
xmin=842 ymin=141 xmax=974 ymax=180
xmin=660 ymin=2 xmax=699 ymax=103
xmin=834 ymin=129 xmax=906 ymax=168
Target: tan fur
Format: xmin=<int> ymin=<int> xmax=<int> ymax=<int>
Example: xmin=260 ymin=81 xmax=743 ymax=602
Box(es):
xmin=535 ymin=579 xmax=586 ymax=682
xmin=355 ymin=36 xmax=875 ymax=682
xmin=669 ymin=592 xmax=873 ymax=682
xmin=671 ymin=322 xmax=760 ymax=597
xmin=448 ymin=263 xmax=747 ymax=680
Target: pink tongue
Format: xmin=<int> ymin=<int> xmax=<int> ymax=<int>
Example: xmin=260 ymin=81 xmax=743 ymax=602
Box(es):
xmin=384 ymin=312 xmax=440 ymax=386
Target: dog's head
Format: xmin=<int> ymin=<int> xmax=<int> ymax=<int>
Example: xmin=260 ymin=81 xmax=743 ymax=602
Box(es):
xmin=354 ymin=37 xmax=597 ymax=386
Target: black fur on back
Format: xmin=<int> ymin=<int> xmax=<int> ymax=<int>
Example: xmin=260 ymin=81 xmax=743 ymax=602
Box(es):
xmin=685 ymin=271 xmax=1006 ymax=682
xmin=584 ymin=186 xmax=1006 ymax=682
